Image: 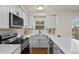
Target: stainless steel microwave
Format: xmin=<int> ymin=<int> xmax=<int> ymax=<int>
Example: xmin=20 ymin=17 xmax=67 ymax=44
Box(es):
xmin=9 ymin=12 xmax=23 ymax=28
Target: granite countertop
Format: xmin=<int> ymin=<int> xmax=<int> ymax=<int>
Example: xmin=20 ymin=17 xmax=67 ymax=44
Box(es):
xmin=0 ymin=44 xmax=21 ymax=54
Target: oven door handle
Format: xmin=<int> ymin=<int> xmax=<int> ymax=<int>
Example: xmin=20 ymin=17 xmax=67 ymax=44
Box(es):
xmin=21 ymin=42 xmax=29 ymax=51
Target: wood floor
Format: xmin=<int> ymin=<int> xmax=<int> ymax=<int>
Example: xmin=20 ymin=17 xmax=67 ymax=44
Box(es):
xmin=31 ymin=48 xmax=48 ymax=54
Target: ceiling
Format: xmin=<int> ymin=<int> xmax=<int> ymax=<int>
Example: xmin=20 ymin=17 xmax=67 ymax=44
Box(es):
xmin=23 ymin=5 xmax=79 ymax=13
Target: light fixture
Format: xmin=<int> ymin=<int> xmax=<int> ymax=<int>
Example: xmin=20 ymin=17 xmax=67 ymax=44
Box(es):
xmin=37 ymin=5 xmax=44 ymax=10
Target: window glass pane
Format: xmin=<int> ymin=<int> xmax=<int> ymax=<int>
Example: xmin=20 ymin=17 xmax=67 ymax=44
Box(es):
xmin=72 ymin=17 xmax=79 ymax=39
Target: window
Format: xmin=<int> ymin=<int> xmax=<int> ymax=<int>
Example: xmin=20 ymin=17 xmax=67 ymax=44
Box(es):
xmin=35 ymin=21 xmax=45 ymax=30
xmin=72 ymin=17 xmax=79 ymax=39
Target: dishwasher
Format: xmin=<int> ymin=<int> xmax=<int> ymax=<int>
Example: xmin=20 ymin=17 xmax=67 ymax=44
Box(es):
xmin=49 ymin=38 xmax=54 ymax=54
xmin=21 ymin=37 xmax=30 ymax=54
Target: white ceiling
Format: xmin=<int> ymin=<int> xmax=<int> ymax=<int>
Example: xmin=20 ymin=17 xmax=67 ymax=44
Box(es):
xmin=23 ymin=5 xmax=79 ymax=13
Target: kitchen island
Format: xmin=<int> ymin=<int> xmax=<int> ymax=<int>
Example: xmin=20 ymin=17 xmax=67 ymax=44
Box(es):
xmin=0 ymin=44 xmax=21 ymax=54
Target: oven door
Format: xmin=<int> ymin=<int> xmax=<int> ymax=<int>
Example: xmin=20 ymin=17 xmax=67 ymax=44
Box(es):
xmin=9 ymin=37 xmax=21 ymax=44
xmin=9 ymin=40 xmax=17 ymax=44
xmin=1 ymin=40 xmax=9 ymax=44
xmin=1 ymin=37 xmax=17 ymax=44
xmin=21 ymin=39 xmax=29 ymax=50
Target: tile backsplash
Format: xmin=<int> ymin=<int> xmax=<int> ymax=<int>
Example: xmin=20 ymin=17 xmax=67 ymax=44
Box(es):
xmin=0 ymin=28 xmax=32 ymax=35
xmin=0 ymin=28 xmax=50 ymax=35
xmin=0 ymin=29 xmax=16 ymax=34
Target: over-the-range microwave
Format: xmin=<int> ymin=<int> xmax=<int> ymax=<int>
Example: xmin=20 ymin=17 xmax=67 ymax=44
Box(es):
xmin=9 ymin=12 xmax=23 ymax=28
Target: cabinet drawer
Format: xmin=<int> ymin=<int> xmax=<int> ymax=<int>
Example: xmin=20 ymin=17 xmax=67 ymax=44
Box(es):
xmin=12 ymin=47 xmax=21 ymax=54
xmin=54 ymin=44 xmax=64 ymax=54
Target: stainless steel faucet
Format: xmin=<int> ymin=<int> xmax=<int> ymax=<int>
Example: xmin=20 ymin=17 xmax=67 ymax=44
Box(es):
xmin=39 ymin=30 xmax=41 ymax=35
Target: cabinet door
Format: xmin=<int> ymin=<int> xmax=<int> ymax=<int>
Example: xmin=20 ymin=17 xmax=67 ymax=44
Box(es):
xmin=10 ymin=5 xmax=23 ymax=17
xmin=30 ymin=37 xmax=40 ymax=48
xmin=54 ymin=44 xmax=64 ymax=54
xmin=0 ymin=5 xmax=9 ymax=28
xmin=12 ymin=47 xmax=21 ymax=54
xmin=39 ymin=37 xmax=49 ymax=47
xmin=21 ymin=10 xmax=28 ymax=28
xmin=46 ymin=15 xmax=56 ymax=28
xmin=9 ymin=5 xmax=17 ymax=15
xmin=28 ymin=16 xmax=34 ymax=28
xmin=17 ymin=6 xmax=23 ymax=18
xmin=23 ymin=14 xmax=28 ymax=28
xmin=30 ymin=36 xmax=49 ymax=48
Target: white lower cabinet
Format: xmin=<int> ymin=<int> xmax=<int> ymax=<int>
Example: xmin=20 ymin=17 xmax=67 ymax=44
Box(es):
xmin=54 ymin=44 xmax=64 ymax=54
xmin=30 ymin=36 xmax=49 ymax=48
xmin=39 ymin=37 xmax=49 ymax=47
xmin=12 ymin=47 xmax=21 ymax=54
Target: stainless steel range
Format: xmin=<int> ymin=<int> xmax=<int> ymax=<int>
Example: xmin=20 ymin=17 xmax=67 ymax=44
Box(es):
xmin=0 ymin=32 xmax=21 ymax=44
xmin=0 ymin=32 xmax=30 ymax=54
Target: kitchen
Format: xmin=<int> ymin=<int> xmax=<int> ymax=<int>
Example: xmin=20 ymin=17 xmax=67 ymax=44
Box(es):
xmin=0 ymin=5 xmax=79 ymax=54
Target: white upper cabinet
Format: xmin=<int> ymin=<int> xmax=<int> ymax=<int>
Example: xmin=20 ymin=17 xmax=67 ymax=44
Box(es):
xmin=46 ymin=15 xmax=56 ymax=28
xmin=9 ymin=5 xmax=24 ymax=18
xmin=17 ymin=6 xmax=23 ymax=18
xmin=0 ymin=5 xmax=9 ymax=29
xmin=9 ymin=5 xmax=17 ymax=15
xmin=28 ymin=15 xmax=34 ymax=28
xmin=22 ymin=11 xmax=28 ymax=28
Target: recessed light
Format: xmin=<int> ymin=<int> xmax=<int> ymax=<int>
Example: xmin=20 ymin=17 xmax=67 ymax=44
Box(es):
xmin=37 ymin=5 xmax=44 ymax=10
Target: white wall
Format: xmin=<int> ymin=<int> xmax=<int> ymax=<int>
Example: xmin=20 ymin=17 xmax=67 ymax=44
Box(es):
xmin=56 ymin=11 xmax=79 ymax=37
xmin=0 ymin=28 xmax=24 ymax=35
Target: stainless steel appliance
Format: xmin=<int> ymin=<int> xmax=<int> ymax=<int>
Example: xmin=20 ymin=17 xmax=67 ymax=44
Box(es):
xmin=0 ymin=32 xmax=30 ymax=54
xmin=49 ymin=38 xmax=54 ymax=54
xmin=9 ymin=12 xmax=23 ymax=28
xmin=0 ymin=32 xmax=21 ymax=44
xmin=21 ymin=37 xmax=30 ymax=54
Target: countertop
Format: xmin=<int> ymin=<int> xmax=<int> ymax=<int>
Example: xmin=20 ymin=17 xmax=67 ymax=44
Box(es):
xmin=23 ymin=33 xmax=71 ymax=54
xmin=0 ymin=44 xmax=21 ymax=54
xmin=46 ymin=34 xmax=71 ymax=54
